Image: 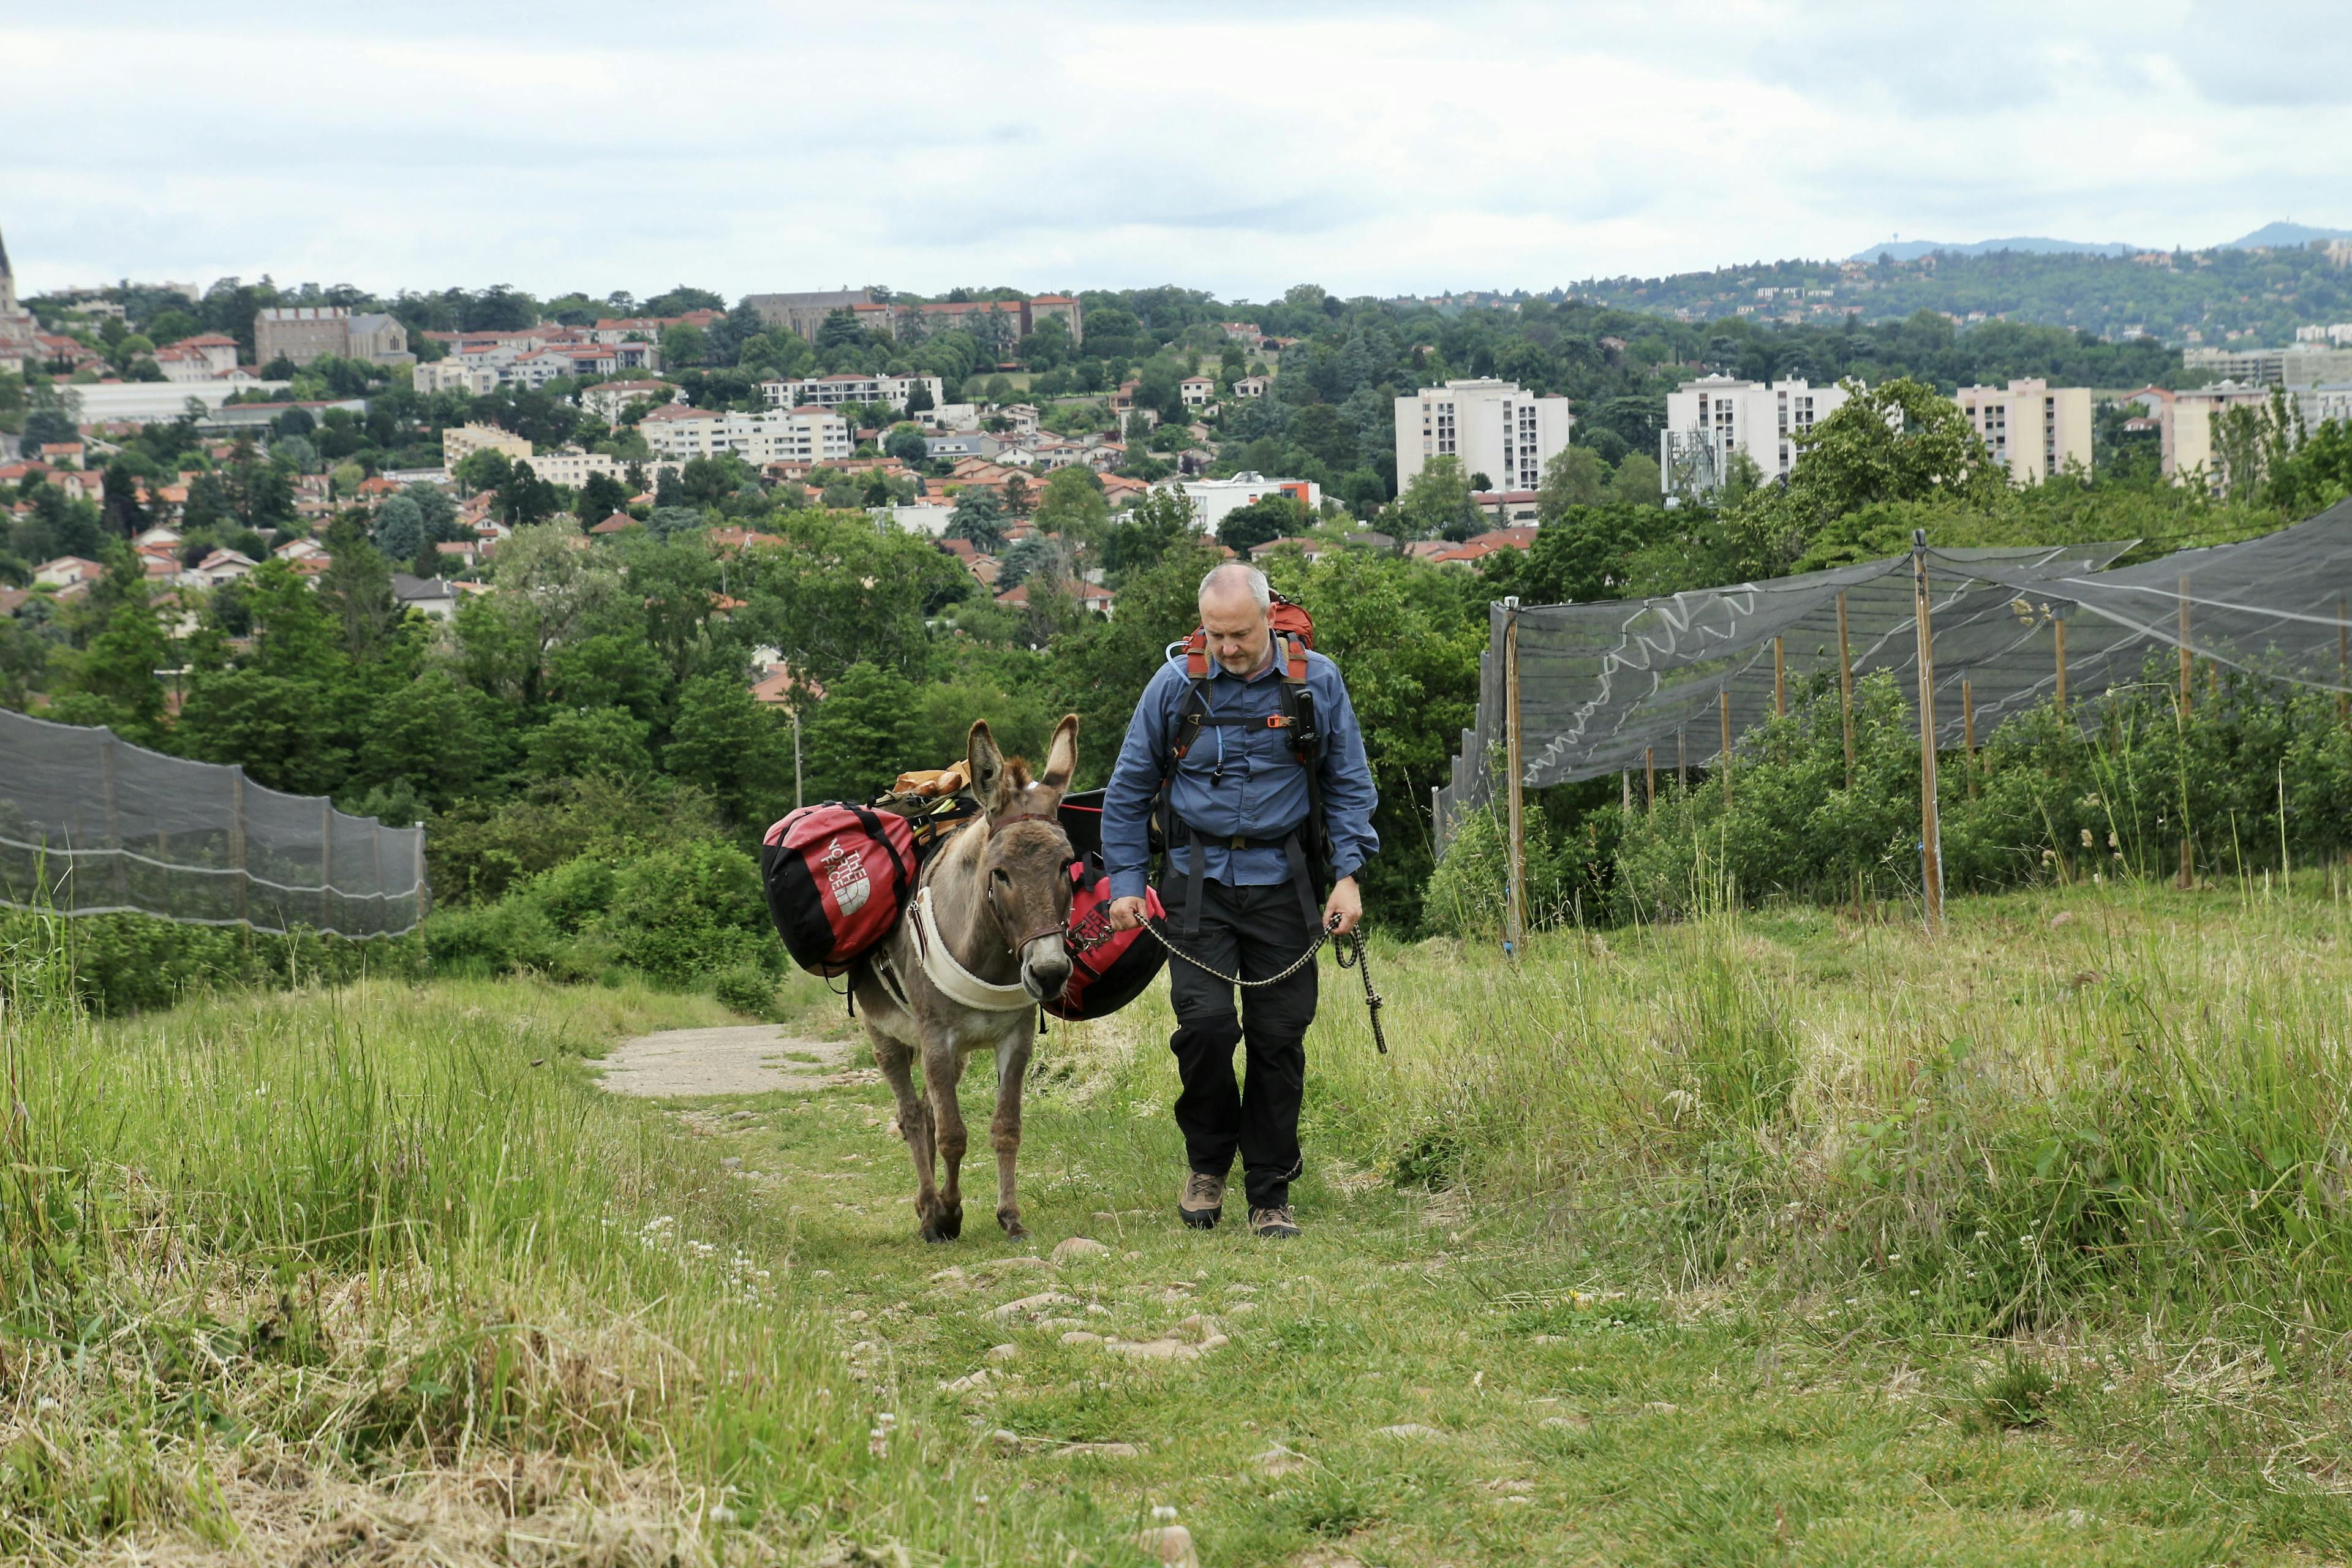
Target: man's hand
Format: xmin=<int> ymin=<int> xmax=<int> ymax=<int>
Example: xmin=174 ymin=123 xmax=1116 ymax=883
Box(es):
xmin=1322 ymin=875 xmax=1362 ymax=937
xmin=1106 ymin=895 xmax=1149 ymax=932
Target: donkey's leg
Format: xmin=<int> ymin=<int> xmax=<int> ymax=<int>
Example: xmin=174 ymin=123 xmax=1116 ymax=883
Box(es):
xmin=991 ymin=1030 xmax=1033 ymax=1237
xmin=870 ymin=1029 xmax=940 ymax=1237
xmin=919 ymin=1044 xmax=969 ymax=1242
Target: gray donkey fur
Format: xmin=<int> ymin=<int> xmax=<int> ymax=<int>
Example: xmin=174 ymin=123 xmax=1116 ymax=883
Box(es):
xmin=853 ymin=715 xmax=1079 ymax=1242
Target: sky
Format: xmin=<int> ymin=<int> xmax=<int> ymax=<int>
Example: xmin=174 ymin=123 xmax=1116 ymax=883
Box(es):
xmin=3 ymin=0 xmax=2347 ymax=305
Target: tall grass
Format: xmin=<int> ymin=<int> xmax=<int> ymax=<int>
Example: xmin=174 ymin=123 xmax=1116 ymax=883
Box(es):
xmin=1303 ymin=873 xmax=2352 ymax=1343
xmin=0 ymin=914 xmax=1087 ymax=1563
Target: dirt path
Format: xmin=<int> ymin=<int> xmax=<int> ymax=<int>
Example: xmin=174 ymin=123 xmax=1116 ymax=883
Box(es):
xmin=597 ymin=1024 xmax=861 ymax=1097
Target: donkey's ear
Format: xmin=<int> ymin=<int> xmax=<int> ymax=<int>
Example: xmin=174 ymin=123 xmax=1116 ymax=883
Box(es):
xmin=967 ymin=720 xmax=1007 ymax=811
xmin=1039 ymin=714 xmax=1080 ymax=791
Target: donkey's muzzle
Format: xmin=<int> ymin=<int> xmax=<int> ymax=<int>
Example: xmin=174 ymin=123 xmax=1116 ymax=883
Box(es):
xmin=1020 ymin=935 xmax=1072 ymax=1002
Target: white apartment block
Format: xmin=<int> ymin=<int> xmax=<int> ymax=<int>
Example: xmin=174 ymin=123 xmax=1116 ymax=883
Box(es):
xmin=639 ymin=404 xmax=851 ymax=464
xmin=414 ymin=360 xmax=505 ymax=396
xmin=1954 ymin=378 xmax=2092 ymax=483
xmin=580 ymin=380 xmax=678 ymax=424
xmin=1395 ymin=379 xmax=1573 ymax=494
xmin=760 ymin=371 xmax=944 ymax=413
xmin=509 ymin=450 xmax=680 ymax=488
xmin=1659 ymin=375 xmax=1849 ymax=496
xmin=442 ymin=421 xmax=533 ymax=466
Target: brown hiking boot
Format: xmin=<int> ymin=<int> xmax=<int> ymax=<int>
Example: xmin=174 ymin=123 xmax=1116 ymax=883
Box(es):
xmin=1248 ymin=1205 xmax=1300 ymax=1239
xmin=1179 ymin=1171 xmax=1226 ymax=1230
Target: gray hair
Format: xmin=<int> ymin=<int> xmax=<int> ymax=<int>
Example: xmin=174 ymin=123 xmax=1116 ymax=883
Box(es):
xmin=1198 ymin=561 xmax=1271 ymax=611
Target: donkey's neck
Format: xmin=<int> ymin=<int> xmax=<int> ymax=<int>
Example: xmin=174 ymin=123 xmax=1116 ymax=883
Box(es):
xmin=927 ymin=820 xmax=1021 ymax=984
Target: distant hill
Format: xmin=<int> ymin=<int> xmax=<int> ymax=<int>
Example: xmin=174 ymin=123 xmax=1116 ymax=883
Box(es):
xmin=2220 ymin=221 xmax=2352 ymax=249
xmin=1847 ymin=237 xmax=2138 ymax=262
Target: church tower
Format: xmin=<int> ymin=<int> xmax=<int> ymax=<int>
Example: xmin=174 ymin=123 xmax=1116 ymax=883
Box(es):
xmin=0 ymin=224 xmax=14 ymax=313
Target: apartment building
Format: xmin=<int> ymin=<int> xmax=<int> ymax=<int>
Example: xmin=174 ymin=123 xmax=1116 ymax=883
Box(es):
xmin=639 ymin=404 xmax=851 ymax=464
xmin=442 ymin=422 xmax=533 ymax=467
xmin=1659 ymin=375 xmax=1850 ymax=495
xmin=1174 ymin=472 xmax=1322 ymax=535
xmin=413 ymin=360 xmax=505 ymax=396
xmin=581 ymin=380 xmax=677 ymax=424
xmin=759 ymin=371 xmax=944 ymax=413
xmin=1394 ymin=379 xmax=1574 ymax=494
xmin=1954 ymin=378 xmax=2093 ymax=483
xmin=2123 ymin=383 xmax=2277 ymax=482
xmin=2185 ymin=344 xmax=2352 ymax=386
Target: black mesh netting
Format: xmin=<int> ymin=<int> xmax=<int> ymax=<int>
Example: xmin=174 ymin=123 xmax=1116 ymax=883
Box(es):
xmin=1437 ymin=500 xmax=2352 ymax=850
xmin=0 ymin=708 xmax=427 ymax=937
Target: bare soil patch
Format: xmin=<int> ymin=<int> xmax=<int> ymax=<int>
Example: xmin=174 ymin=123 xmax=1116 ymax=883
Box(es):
xmin=597 ymin=1025 xmax=859 ymax=1098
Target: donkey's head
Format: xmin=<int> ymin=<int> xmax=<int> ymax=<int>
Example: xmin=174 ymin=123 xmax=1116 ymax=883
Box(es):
xmin=965 ymin=714 xmax=1081 ymax=1001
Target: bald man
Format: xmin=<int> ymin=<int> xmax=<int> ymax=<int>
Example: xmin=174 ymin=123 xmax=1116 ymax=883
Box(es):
xmin=1100 ymin=562 xmax=1379 ymax=1238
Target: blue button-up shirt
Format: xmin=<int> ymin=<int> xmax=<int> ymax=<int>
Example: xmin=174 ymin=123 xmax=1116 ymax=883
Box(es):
xmin=1101 ymin=645 xmax=1379 ymax=901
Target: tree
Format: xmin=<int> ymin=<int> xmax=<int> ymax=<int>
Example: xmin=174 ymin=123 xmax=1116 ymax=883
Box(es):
xmin=948 ymin=488 xmax=1007 ymax=553
xmin=581 ymin=469 xmax=630 ymax=520
xmin=1608 ymin=454 xmax=1663 ymax=508
xmin=679 ymin=454 xmax=739 ymax=507
xmin=997 ymin=534 xmax=1063 ymax=590
xmin=454 ymin=447 xmax=514 ymax=496
xmin=904 ymin=380 xmax=935 ymax=415
xmin=317 ymin=519 xmax=400 ymax=658
xmin=1537 ymin=447 xmax=1609 ymax=519
xmin=523 ymin=705 xmax=655 ymax=780
xmin=409 ymin=481 xmax=462 ymax=542
xmin=353 ymin=669 xmax=488 ymax=812
xmin=660 ymin=323 xmax=709 ymax=368
xmin=1396 ymin=455 xmax=1478 ymax=540
xmin=372 ymin=493 xmax=428 ymax=567
xmin=884 ymin=423 xmax=929 ymax=464
xmin=1003 ymin=473 xmax=1032 ymax=516
xmin=497 ymin=461 xmax=564 ymax=527
xmin=800 ymin=661 xmax=923 ymax=802
xmin=1032 ymin=464 xmax=1108 ymax=537
xmin=665 ymin=673 xmax=793 ymax=828
xmin=1216 ymin=494 xmax=1304 ymax=556
xmin=1101 ymin=486 xmax=1200 ymax=586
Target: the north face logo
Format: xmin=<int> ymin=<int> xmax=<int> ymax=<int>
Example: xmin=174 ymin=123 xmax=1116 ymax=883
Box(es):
xmin=820 ymin=835 xmax=870 ymax=916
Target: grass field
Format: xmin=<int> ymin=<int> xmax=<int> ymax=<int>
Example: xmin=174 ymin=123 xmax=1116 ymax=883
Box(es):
xmin=10 ymin=878 xmax=2352 ymax=1564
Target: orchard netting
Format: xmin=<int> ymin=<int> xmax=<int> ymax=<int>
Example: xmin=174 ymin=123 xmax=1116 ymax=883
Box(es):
xmin=1436 ymin=499 xmax=2352 ymax=851
xmin=0 ymin=708 xmax=427 ymax=937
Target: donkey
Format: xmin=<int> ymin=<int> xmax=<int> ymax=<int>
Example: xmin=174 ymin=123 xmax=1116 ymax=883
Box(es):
xmin=854 ymin=715 xmax=1080 ymax=1242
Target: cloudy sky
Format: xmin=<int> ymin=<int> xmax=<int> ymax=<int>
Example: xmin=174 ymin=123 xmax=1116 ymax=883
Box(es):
xmin=2 ymin=1 xmax=2343 ymax=304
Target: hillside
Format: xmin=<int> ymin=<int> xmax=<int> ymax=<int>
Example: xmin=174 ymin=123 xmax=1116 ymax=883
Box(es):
xmin=1573 ymin=239 xmax=2352 ymax=347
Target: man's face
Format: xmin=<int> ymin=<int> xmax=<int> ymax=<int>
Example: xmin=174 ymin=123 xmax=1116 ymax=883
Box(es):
xmin=1200 ymin=588 xmax=1270 ymax=674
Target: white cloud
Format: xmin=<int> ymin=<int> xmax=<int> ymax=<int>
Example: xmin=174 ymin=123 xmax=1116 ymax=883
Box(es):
xmin=0 ymin=0 xmax=2341 ymax=301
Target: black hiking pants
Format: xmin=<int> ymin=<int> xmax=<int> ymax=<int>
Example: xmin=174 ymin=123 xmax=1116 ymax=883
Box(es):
xmin=1159 ymin=876 xmax=1319 ymax=1213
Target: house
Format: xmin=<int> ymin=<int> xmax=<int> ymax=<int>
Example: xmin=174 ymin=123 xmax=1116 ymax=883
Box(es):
xmin=391 ymin=572 xmax=458 ymax=620
xmin=581 ymin=379 xmax=677 ymax=424
xmin=925 ymin=431 xmax=1003 ymax=462
xmin=187 ymin=549 xmax=258 ymax=587
xmin=1251 ymin=536 xmax=1327 ymax=564
xmin=133 ymin=524 xmax=183 ymax=552
xmin=1180 ymin=376 xmax=1216 ymax=409
xmin=33 ymin=556 xmax=105 ymax=590
xmin=1471 ymin=490 xmax=1542 ymax=524
xmin=588 ymin=510 xmax=641 ymax=536
xmin=435 ymin=540 xmax=481 ymax=567
xmin=274 ymin=537 xmax=329 ymax=564
xmin=154 ymin=333 xmax=241 ymax=381
xmin=995 ymin=579 xmax=1115 ymax=616
xmin=749 ymin=660 xmax=821 ymax=706
xmin=1232 ymin=375 xmax=1270 ymax=399
xmin=1176 ymin=472 xmax=1322 ymax=535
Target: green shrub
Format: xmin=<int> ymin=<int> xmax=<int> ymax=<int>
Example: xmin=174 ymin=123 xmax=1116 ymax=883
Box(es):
xmin=418 ymin=898 xmax=559 ymax=976
xmin=714 ymin=965 xmax=778 ymax=1018
xmin=597 ymin=840 xmax=772 ymax=987
xmin=0 ymin=910 xmax=420 ymax=1015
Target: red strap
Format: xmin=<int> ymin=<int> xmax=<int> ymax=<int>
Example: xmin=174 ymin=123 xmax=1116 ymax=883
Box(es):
xmin=1184 ymin=628 xmax=1208 ymax=680
xmin=1283 ymin=633 xmax=1308 ymax=684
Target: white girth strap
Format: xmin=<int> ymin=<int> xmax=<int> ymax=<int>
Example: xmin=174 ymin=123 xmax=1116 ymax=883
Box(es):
xmin=912 ymin=886 xmax=1035 ymax=1012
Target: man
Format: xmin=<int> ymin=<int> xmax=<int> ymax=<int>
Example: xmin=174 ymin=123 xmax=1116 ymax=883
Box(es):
xmin=1101 ymin=562 xmax=1379 ymax=1238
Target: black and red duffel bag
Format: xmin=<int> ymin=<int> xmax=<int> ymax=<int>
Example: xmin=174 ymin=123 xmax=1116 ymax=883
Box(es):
xmin=1045 ymin=856 xmax=1167 ymax=1021
xmin=760 ymin=804 xmax=919 ymax=977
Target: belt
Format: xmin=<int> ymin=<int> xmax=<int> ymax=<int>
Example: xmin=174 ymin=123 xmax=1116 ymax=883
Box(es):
xmin=1168 ymin=816 xmax=1321 ymax=938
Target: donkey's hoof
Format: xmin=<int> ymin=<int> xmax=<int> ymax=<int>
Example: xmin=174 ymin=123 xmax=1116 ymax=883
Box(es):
xmin=998 ymin=1208 xmax=1028 ymax=1238
xmin=921 ymin=1203 xmax=963 ymax=1243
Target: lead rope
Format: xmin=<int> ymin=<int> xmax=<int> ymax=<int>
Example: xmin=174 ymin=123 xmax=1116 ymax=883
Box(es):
xmin=1139 ymin=917 xmax=1388 ymax=1055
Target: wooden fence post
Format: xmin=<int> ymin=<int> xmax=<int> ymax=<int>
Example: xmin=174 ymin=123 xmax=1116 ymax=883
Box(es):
xmin=1912 ymin=530 xmax=1944 ymax=933
xmin=1962 ymin=675 xmax=1978 ymax=798
xmin=1677 ymin=727 xmax=1687 ymax=791
xmin=100 ymin=731 xmax=129 ymax=908
xmin=1773 ymin=635 xmax=1786 ymax=718
xmin=2339 ymin=595 xmax=2349 ymax=723
xmin=2054 ymin=612 xmax=2068 ymax=715
xmin=1645 ymin=747 xmax=1656 ymax=813
xmin=320 ymin=797 xmax=334 ymax=933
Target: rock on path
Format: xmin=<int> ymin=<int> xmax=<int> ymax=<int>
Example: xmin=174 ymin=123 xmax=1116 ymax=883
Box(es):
xmin=597 ymin=1026 xmax=855 ymax=1098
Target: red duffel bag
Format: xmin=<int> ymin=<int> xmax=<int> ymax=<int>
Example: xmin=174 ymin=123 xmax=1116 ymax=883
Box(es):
xmin=760 ymin=804 xmax=919 ymax=977
xmin=1045 ymin=856 xmax=1168 ymax=1021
